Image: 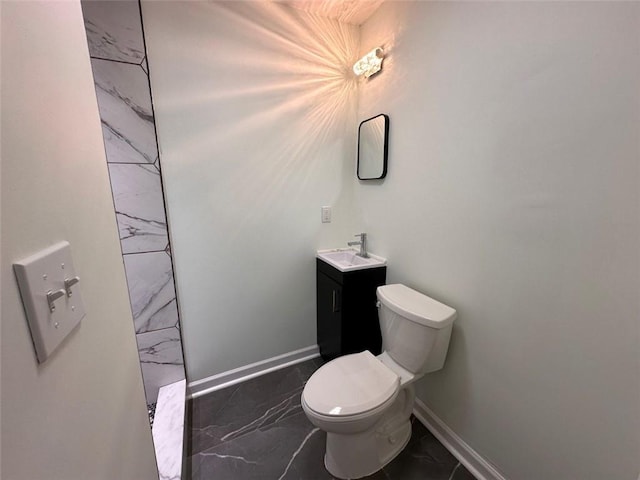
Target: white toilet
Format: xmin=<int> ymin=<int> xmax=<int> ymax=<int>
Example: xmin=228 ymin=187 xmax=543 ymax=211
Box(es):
xmin=301 ymin=283 xmax=456 ymax=479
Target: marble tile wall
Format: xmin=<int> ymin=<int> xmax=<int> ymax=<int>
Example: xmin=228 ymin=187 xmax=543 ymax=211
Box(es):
xmin=109 ymin=163 xmax=168 ymax=254
xmin=153 ymin=380 xmax=187 ymax=480
xmin=81 ymin=0 xmax=185 ymax=404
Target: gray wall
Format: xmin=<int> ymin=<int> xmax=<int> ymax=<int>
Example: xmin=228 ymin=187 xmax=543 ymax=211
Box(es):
xmin=357 ymin=2 xmax=640 ymax=478
xmin=1 ymin=1 xmax=158 ymax=478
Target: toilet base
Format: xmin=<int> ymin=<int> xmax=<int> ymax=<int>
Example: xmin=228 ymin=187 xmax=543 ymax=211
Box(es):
xmin=324 ymin=418 xmax=412 ymax=479
xmin=303 ymin=375 xmax=418 ymax=479
xmin=322 ymin=385 xmax=415 ymax=479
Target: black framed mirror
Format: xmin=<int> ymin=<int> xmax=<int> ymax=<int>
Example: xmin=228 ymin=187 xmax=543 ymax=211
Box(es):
xmin=357 ymin=114 xmax=389 ymax=180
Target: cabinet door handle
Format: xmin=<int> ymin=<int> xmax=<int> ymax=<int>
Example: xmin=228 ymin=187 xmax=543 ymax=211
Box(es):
xmin=332 ymin=290 xmax=341 ymax=313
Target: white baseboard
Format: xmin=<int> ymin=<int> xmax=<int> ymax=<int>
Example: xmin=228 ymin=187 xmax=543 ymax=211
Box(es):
xmin=413 ymin=398 xmax=507 ymax=480
xmin=188 ymin=345 xmax=320 ymax=399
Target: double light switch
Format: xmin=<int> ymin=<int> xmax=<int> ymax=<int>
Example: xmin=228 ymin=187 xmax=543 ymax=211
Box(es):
xmin=13 ymin=241 xmax=85 ymax=363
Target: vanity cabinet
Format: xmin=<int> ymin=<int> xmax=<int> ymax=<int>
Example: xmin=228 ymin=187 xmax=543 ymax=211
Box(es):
xmin=316 ymin=258 xmax=386 ymax=360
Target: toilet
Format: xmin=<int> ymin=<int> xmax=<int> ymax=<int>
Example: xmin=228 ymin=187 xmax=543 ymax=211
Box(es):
xmin=301 ymin=283 xmax=456 ymax=479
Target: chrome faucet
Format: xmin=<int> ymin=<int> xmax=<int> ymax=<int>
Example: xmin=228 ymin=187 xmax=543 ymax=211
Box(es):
xmin=348 ymin=233 xmax=368 ymax=258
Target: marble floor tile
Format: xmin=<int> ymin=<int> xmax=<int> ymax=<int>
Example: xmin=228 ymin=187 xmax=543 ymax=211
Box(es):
xmin=190 ymin=361 xmax=318 ymax=455
xmin=81 ymin=0 xmax=145 ymax=63
xmin=109 ymin=163 xmax=169 ymax=254
xmin=137 ymin=327 xmax=185 ymax=403
xmin=123 ymin=251 xmax=178 ymax=333
xmin=91 ymin=58 xmax=158 ymax=164
xmin=192 ymin=412 xmax=318 ymax=480
xmin=188 ymin=358 xmax=477 ymax=480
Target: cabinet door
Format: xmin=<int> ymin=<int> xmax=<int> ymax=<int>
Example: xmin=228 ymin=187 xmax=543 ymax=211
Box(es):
xmin=317 ymin=272 xmax=342 ymax=360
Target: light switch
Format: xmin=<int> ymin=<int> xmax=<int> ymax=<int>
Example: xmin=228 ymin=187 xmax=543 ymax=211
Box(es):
xmin=321 ymin=206 xmax=332 ymax=223
xmin=13 ymin=241 xmax=85 ymax=363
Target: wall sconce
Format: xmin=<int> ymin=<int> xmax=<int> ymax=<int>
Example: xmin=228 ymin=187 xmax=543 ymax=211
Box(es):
xmin=353 ymin=47 xmax=384 ymax=78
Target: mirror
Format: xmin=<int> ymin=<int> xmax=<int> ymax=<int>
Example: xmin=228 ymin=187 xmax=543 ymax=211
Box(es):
xmin=357 ymin=114 xmax=389 ymax=180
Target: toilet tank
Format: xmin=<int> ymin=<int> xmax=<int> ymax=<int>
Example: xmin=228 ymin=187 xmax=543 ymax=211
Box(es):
xmin=377 ymin=284 xmax=456 ymax=375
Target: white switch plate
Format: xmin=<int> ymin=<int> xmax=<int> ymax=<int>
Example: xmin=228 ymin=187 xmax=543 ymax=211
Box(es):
xmin=321 ymin=206 xmax=331 ymax=223
xmin=13 ymin=241 xmax=85 ymax=363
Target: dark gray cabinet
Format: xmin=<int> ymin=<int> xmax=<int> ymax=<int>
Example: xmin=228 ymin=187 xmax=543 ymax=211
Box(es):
xmin=316 ymin=258 xmax=386 ymax=360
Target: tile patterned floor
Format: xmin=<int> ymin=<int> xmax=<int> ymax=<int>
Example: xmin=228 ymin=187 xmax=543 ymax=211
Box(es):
xmin=187 ymin=358 xmax=476 ymax=480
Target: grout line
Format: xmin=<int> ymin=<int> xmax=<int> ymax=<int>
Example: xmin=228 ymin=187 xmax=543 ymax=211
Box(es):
xmin=106 ymin=161 xmax=156 ymax=165
xmin=123 ymin=249 xmax=171 ymax=256
xmin=89 ymin=55 xmax=142 ymax=66
xmin=136 ymin=325 xmax=181 ymax=337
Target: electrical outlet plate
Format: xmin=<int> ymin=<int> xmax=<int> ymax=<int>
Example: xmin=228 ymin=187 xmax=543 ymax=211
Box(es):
xmin=13 ymin=241 xmax=85 ymax=363
xmin=321 ymin=206 xmax=332 ymax=223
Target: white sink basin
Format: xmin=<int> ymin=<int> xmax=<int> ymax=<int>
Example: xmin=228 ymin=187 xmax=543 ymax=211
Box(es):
xmin=317 ymin=248 xmax=386 ymax=273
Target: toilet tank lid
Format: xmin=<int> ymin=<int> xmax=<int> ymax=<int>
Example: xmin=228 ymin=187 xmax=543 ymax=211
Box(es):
xmin=377 ymin=284 xmax=456 ymax=328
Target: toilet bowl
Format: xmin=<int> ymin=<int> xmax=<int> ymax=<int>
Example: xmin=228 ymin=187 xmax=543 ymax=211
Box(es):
xmin=302 ymin=284 xmax=456 ymax=479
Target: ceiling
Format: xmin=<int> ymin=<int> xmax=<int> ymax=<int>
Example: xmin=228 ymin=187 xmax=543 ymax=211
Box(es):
xmin=283 ymin=0 xmax=385 ymax=25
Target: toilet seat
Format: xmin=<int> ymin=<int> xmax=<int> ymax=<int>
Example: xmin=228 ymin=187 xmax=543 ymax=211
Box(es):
xmin=303 ymin=351 xmax=399 ymax=418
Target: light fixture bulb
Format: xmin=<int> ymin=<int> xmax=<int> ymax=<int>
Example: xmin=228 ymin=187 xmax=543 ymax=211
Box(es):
xmin=353 ymin=47 xmax=384 ymax=78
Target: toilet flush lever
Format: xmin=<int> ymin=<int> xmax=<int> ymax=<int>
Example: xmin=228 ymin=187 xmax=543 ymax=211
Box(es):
xmin=64 ymin=276 xmax=80 ymax=297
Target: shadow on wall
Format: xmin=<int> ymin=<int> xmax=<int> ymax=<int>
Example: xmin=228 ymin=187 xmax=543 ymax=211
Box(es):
xmin=415 ymin=321 xmax=473 ymax=426
xmin=147 ymin=1 xmax=360 ymax=234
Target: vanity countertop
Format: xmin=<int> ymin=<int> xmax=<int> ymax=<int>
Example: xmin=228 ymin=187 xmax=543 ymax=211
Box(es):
xmin=317 ymin=248 xmax=386 ymax=273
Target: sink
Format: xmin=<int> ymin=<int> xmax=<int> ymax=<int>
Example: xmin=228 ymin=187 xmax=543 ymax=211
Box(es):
xmin=317 ymin=248 xmax=386 ymax=273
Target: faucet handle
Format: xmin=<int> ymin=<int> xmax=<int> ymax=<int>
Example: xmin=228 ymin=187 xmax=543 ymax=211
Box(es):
xmin=353 ymin=233 xmax=368 ymax=258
